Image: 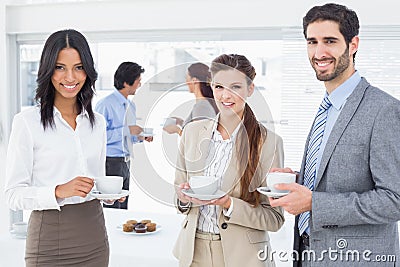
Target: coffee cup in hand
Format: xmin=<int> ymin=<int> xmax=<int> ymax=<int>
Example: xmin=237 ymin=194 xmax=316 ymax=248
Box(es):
xmin=142 ymin=128 xmax=154 ymax=135
xmin=163 ymin=117 xmax=177 ymax=127
xmin=189 ymin=176 xmax=218 ymax=195
xmin=95 ymin=176 xmax=123 ymax=194
xmin=267 ymin=172 xmax=296 ymax=193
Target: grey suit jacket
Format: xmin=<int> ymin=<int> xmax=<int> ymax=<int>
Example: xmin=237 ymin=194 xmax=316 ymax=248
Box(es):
xmin=294 ymin=78 xmax=400 ymax=266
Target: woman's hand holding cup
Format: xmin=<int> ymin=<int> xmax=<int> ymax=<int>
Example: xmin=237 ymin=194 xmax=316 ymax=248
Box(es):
xmin=55 ymin=176 xmax=94 ymax=199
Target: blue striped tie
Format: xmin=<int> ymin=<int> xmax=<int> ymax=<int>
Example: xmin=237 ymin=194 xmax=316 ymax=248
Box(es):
xmin=298 ymin=96 xmax=332 ymax=236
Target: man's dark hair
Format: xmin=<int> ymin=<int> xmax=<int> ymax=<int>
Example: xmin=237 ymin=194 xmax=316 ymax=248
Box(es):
xmin=303 ymin=3 xmax=359 ymax=60
xmin=114 ymin=62 xmax=145 ymax=90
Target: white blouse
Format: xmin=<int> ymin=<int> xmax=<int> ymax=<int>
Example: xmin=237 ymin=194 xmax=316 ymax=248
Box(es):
xmin=4 ymin=106 xmax=107 ymax=211
xmin=197 ymin=121 xmax=239 ymax=234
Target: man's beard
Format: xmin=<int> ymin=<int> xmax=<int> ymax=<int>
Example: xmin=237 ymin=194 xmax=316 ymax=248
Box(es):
xmin=314 ymin=47 xmax=350 ymax=81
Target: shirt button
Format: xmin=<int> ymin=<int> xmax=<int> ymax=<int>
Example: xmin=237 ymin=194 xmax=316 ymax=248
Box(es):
xmin=221 ymin=223 xmax=228 ymax=229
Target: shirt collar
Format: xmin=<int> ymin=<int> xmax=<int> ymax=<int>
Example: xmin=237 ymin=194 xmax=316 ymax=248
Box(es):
xmin=112 ymin=88 xmax=129 ymax=106
xmin=327 ymin=71 xmax=361 ymax=110
xmin=53 ymin=106 xmax=89 ymax=118
xmin=212 ymin=114 xmax=241 ymax=142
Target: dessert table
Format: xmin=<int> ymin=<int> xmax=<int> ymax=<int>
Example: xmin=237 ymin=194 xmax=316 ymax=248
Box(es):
xmin=0 ymin=207 xmax=300 ymax=267
xmin=105 ymin=208 xmax=183 ymax=267
xmin=0 ymin=208 xmax=185 ymax=267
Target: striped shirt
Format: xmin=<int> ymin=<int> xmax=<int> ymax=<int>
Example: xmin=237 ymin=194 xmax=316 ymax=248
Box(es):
xmin=196 ymin=122 xmax=240 ymax=234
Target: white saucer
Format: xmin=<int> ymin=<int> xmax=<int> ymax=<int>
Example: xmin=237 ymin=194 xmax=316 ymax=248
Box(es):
xmin=182 ymin=189 xmax=226 ymax=200
xmin=117 ymin=224 xmax=162 ymax=235
xmin=257 ymin=187 xmax=289 ymax=198
xmin=90 ymin=189 xmax=129 ymax=200
xmin=140 ymin=133 xmax=155 ymax=137
xmin=10 ymin=230 xmax=27 ymax=239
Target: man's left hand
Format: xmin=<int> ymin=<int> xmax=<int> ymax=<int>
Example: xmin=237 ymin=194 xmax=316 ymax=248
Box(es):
xmin=269 ymin=183 xmax=312 ymax=215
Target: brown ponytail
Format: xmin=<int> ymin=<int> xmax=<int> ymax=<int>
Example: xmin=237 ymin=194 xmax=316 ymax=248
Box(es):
xmin=237 ymin=104 xmax=266 ymax=207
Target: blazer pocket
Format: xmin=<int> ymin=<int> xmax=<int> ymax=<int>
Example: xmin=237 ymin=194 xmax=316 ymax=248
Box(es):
xmin=246 ymin=230 xmax=270 ymax=244
xmin=337 ymin=236 xmax=385 ymax=254
xmin=334 ymin=144 xmax=367 ymax=161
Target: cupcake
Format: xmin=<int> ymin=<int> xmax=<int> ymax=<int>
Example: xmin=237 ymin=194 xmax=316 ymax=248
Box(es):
xmin=134 ymin=223 xmax=147 ymax=233
xmin=146 ymin=222 xmax=157 ymax=232
xmin=123 ymin=223 xmax=134 ymax=232
xmin=140 ymin=219 xmax=151 ymax=225
xmin=126 ymin=220 xmax=137 ymax=225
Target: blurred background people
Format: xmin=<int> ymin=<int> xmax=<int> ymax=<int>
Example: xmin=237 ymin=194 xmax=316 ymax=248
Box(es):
xmin=163 ymin=62 xmax=218 ymax=136
xmin=95 ymin=61 xmax=152 ymax=209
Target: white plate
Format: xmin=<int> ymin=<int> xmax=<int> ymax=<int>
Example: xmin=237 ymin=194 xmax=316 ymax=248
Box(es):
xmin=10 ymin=230 xmax=27 ymax=239
xmin=117 ymin=224 xmax=162 ymax=235
xmin=182 ymin=189 xmax=226 ymax=200
xmin=90 ymin=189 xmax=129 ymax=200
xmin=257 ymin=187 xmax=289 ymax=198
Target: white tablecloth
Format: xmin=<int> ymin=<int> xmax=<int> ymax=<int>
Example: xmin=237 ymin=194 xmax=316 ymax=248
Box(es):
xmin=105 ymin=209 xmax=183 ymax=267
xmin=0 ymin=208 xmax=185 ymax=267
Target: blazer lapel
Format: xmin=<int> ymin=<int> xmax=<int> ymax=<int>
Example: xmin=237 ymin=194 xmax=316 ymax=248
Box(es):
xmin=314 ymin=78 xmax=369 ymax=188
xmin=192 ymin=120 xmax=215 ymax=176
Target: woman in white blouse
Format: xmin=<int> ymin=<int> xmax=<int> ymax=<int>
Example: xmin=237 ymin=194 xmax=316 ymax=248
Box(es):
xmin=173 ymin=54 xmax=285 ymax=267
xmin=4 ymin=29 xmax=110 ymax=266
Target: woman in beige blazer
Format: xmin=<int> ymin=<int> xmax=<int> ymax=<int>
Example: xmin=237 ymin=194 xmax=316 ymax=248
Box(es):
xmin=173 ymin=54 xmax=285 ymax=267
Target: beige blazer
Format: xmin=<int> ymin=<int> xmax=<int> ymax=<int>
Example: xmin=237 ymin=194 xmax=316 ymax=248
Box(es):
xmin=173 ymin=119 xmax=285 ymax=267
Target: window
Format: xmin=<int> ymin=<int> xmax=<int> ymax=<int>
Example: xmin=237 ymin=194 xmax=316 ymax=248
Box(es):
xmin=15 ymin=27 xmax=400 ymax=215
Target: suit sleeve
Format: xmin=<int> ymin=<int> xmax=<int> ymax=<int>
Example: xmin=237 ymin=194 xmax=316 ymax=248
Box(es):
xmin=312 ymin=100 xmax=400 ymax=230
xmin=225 ymin=133 xmax=285 ymax=232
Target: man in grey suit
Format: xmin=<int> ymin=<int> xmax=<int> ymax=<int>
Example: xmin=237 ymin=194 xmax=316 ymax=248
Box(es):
xmin=270 ymin=3 xmax=400 ymax=266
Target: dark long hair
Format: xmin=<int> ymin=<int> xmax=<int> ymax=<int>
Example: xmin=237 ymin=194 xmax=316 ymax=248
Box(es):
xmin=35 ymin=29 xmax=98 ymax=129
xmin=210 ymin=54 xmax=265 ymax=207
xmin=187 ymin=62 xmax=218 ymax=114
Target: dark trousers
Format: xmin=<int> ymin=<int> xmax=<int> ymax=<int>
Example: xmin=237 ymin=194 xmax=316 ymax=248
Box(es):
xmin=295 ymin=235 xmax=311 ymax=267
xmin=104 ymin=157 xmax=130 ymax=209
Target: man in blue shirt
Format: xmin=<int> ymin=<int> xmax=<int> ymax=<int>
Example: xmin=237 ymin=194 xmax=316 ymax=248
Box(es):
xmin=95 ymin=62 xmax=152 ymax=209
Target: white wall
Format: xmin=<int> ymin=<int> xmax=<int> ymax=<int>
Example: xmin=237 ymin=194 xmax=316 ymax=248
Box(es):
xmin=5 ymin=0 xmax=400 ymax=35
xmin=0 ymin=0 xmax=8 ymax=235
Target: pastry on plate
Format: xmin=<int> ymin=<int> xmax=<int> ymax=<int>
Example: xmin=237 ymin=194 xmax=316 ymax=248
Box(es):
xmin=146 ymin=222 xmax=156 ymax=232
xmin=134 ymin=223 xmax=147 ymax=233
xmin=140 ymin=219 xmax=151 ymax=224
xmin=126 ymin=219 xmax=137 ymax=225
xmin=123 ymin=223 xmax=134 ymax=232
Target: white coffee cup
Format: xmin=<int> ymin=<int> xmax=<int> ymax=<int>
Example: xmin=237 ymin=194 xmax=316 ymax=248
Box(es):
xmin=12 ymin=222 xmax=28 ymax=235
xmin=267 ymin=172 xmax=296 ymax=193
xmin=189 ymin=176 xmax=218 ymax=195
xmin=163 ymin=117 xmax=176 ymax=127
xmin=95 ymin=176 xmax=123 ymax=194
xmin=143 ymin=128 xmax=154 ymax=135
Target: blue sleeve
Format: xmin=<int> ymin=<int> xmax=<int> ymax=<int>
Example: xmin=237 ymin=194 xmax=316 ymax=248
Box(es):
xmin=95 ymin=101 xmax=123 ymax=145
